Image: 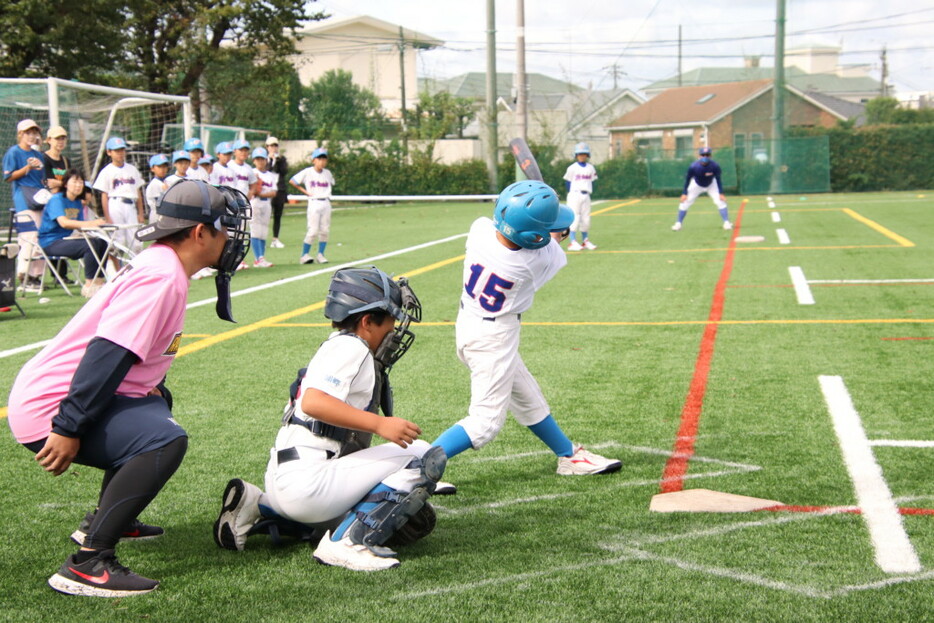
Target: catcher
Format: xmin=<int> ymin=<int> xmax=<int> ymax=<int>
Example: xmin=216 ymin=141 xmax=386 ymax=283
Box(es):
xmin=213 ymin=266 xmax=445 ymax=571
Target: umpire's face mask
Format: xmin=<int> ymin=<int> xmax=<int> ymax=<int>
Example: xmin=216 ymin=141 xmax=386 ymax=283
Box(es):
xmin=212 ymin=187 xmax=252 ymax=322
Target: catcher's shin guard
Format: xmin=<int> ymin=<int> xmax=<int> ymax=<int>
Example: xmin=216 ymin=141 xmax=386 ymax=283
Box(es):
xmin=347 ymin=446 xmax=446 ymax=555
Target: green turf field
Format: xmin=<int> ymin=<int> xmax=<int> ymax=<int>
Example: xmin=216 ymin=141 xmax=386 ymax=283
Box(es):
xmin=1 ymin=191 xmax=933 ymax=621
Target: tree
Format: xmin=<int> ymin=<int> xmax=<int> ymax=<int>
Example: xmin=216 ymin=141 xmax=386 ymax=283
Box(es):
xmin=865 ymin=97 xmax=900 ymax=125
xmin=302 ymin=69 xmax=384 ymax=141
xmin=408 ymin=92 xmax=476 ymax=140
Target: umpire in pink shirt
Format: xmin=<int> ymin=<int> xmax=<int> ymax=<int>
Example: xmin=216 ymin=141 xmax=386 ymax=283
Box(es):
xmin=7 ymin=180 xmax=251 ymax=598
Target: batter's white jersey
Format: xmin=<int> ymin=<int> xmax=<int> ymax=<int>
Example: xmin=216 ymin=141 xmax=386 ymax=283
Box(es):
xmin=226 ymin=160 xmax=256 ymax=197
xmin=563 ymin=162 xmax=597 ymax=194
xmin=210 ymin=162 xmax=235 ymax=187
xmin=263 ymin=332 xmax=431 ymax=525
xmin=458 ymin=217 xmax=566 ymax=319
xmin=291 ymin=167 xmax=335 ymax=199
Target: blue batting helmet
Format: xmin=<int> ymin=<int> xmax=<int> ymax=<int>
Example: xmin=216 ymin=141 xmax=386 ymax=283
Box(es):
xmin=574 ymin=142 xmax=591 ymax=156
xmin=493 ymin=181 xmax=573 ymax=250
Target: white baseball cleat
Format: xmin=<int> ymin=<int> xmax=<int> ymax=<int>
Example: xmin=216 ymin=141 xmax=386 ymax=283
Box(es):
xmin=236 ymin=261 xmax=250 ymax=271
xmin=316 ymin=253 xmax=329 ymax=264
xmin=557 ymin=445 xmax=622 ymax=475
xmin=671 ymin=222 xmax=682 ymax=231
xmin=253 ymin=258 xmax=274 ymax=268
xmin=723 ymin=220 xmax=733 ymax=230
xmin=567 ymin=240 xmax=583 ymax=251
xmin=213 ymin=478 xmax=262 ymax=551
xmin=433 ymin=480 xmax=457 ymax=495
xmin=270 ymin=238 xmax=285 ymax=249
xmin=299 ymin=254 xmax=315 ymax=265
xmin=582 ymin=240 xmax=597 ymax=250
xmin=313 ymin=530 xmax=400 ymax=571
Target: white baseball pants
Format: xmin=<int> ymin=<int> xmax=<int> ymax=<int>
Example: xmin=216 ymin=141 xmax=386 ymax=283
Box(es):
xmin=680 ymin=179 xmax=727 ymax=211
xmin=567 ymin=190 xmax=592 ymax=233
xmin=304 ymin=198 xmax=332 ymax=245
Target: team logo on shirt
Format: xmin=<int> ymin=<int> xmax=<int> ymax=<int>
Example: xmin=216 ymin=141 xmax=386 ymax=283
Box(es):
xmin=164 ymin=332 xmax=182 ymax=356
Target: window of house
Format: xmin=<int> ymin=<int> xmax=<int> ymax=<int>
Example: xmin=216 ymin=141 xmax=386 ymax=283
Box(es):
xmin=696 ymin=93 xmax=716 ymax=105
xmin=733 ymin=133 xmax=746 ymax=160
xmin=634 ymin=137 xmax=663 ymax=158
xmin=675 ymin=136 xmax=694 ymax=159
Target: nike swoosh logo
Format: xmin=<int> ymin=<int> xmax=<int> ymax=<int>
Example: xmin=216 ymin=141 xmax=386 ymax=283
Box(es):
xmin=571 ymin=458 xmax=595 ymax=464
xmin=70 ymin=567 xmax=110 ymax=584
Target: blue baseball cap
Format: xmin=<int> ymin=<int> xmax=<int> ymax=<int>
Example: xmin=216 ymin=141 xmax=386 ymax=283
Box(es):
xmin=106 ymin=137 xmax=127 ymax=151
xmin=183 ymin=138 xmax=204 ymax=152
xmin=699 ymin=146 xmax=712 ymax=156
xmin=251 ymin=147 xmax=268 ymax=160
xmin=312 ymin=147 xmax=328 ymax=159
xmin=172 ymin=150 xmax=191 ymax=163
xmin=216 ymin=141 xmax=233 ymax=154
xmin=198 ymin=155 xmax=214 ymax=165
xmin=149 ymin=154 xmax=169 ymax=167
xmin=232 ymin=139 xmax=250 ymax=151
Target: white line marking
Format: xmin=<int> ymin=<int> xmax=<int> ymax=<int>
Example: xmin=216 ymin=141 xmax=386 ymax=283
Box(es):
xmin=776 ymin=228 xmax=791 ymax=244
xmin=789 ymin=266 xmax=815 ymax=305
xmin=869 ymin=440 xmax=934 ymax=448
xmin=819 ymin=375 xmax=922 ymax=574
xmin=771 ymin=211 xmax=781 ymax=223
xmin=0 ymin=233 xmax=468 ymax=359
xmin=808 ymin=278 xmax=934 ymax=284
xmin=835 ymin=570 xmax=934 ymax=595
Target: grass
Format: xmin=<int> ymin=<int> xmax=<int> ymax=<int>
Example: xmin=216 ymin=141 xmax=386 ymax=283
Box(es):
xmin=1 ymin=191 xmax=933 ymax=621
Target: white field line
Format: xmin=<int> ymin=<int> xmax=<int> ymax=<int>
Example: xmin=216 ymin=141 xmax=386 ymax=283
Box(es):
xmin=0 ymin=232 xmax=468 ymax=359
xmin=819 ymin=375 xmax=922 ymax=574
xmin=789 ymin=266 xmax=815 ymax=305
xmin=776 ymin=228 xmax=791 ymax=244
xmin=808 ymin=278 xmax=934 ymax=284
xmin=771 ymin=211 xmax=781 ymax=223
xmin=869 ymin=440 xmax=934 ymax=448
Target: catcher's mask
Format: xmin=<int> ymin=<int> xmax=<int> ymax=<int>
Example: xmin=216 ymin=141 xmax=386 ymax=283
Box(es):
xmin=325 ymin=267 xmax=422 ymax=369
xmin=136 ymin=180 xmax=251 ymax=322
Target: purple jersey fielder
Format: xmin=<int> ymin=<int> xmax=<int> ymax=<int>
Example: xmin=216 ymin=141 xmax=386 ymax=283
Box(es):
xmin=672 ymin=147 xmax=732 ymax=231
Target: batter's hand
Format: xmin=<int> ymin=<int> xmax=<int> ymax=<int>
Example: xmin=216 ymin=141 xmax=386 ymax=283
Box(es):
xmin=375 ymin=417 xmax=422 ymax=448
xmin=719 ymin=194 xmax=726 ymax=201
xmin=35 ymin=433 xmax=80 ymax=476
xmin=680 ymin=194 xmax=687 ymax=202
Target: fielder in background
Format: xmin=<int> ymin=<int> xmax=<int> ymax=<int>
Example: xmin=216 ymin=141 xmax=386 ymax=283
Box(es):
xmin=432 ymin=181 xmax=622 ymax=476
xmin=249 ymin=147 xmax=278 ymax=268
xmin=265 ymin=136 xmax=289 ymax=249
xmin=210 ymin=142 xmax=235 ymax=188
xmin=563 ymin=142 xmax=598 ymax=251
xmin=93 ymin=137 xmax=145 ymax=255
xmin=672 ymin=147 xmax=732 ymax=231
xmin=144 ymin=154 xmax=169 ymax=223
xmin=183 ymin=138 xmax=209 ymax=182
xmin=290 ymin=147 xmax=335 ymax=265
xmin=7 ymin=180 xmax=251 ymax=597
xmin=163 ymin=150 xmax=192 ymax=190
xmin=213 ymin=267 xmax=445 ymax=572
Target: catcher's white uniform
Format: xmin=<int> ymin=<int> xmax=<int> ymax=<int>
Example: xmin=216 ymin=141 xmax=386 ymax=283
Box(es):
xmin=454 ymin=217 xmax=566 ymax=448
xmin=563 ymin=161 xmax=597 ymax=233
xmin=291 ymin=166 xmax=335 ymax=245
xmin=263 ymin=332 xmax=431 ymax=525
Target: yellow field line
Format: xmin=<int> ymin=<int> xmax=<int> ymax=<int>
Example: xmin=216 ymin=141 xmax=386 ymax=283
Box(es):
xmin=591 ymin=199 xmax=640 ymax=216
xmin=842 ymin=208 xmax=915 ymax=247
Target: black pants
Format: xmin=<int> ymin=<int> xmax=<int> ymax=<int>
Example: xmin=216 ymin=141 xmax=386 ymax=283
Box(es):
xmin=43 ymin=237 xmax=108 ymax=279
xmin=272 ymin=192 xmax=287 ymax=238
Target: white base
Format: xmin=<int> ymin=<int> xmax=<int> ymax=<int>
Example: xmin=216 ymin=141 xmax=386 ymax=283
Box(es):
xmin=650 ymin=489 xmax=783 ymax=513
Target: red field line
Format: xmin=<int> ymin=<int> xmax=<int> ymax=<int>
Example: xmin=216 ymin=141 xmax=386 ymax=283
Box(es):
xmin=881 ymin=337 xmax=934 ymax=341
xmin=761 ymin=504 xmax=934 ymax=516
xmin=660 ymin=199 xmax=747 ymax=494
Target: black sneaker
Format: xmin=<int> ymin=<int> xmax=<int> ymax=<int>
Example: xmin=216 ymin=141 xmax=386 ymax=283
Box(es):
xmin=48 ymin=549 xmax=159 ymax=597
xmin=71 ymin=512 xmax=164 ymax=546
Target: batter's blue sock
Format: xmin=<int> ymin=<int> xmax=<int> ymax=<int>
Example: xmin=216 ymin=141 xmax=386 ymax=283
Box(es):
xmin=569 ymin=232 xmax=577 ymax=242
xmin=677 ymin=209 xmax=687 ymax=223
xmin=718 ymin=207 xmax=729 ymax=221
xmin=332 ymin=483 xmax=393 ymax=541
xmin=528 ymin=415 xmax=574 ymax=457
xmin=432 ymin=425 xmax=473 ymax=459
xmin=302 ymin=243 xmax=311 ymax=256
xmin=582 ymin=231 xmax=589 ymax=241
xmin=251 ymin=238 xmax=261 ymax=258
xmin=318 ymin=241 xmax=327 ymax=255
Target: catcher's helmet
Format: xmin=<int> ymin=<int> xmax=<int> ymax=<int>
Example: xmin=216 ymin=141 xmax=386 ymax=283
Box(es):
xmin=699 ymin=146 xmax=712 ymax=156
xmin=325 ymin=267 xmax=406 ymax=322
xmin=574 ymin=142 xmax=591 ymax=156
xmin=493 ymin=181 xmax=574 ymax=250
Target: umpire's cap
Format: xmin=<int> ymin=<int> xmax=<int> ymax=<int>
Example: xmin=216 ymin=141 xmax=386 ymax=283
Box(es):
xmin=136 ymin=180 xmax=227 ymax=241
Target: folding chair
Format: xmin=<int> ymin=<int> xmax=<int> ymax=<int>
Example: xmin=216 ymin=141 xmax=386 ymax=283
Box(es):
xmin=14 ymin=212 xmax=81 ymax=297
xmin=0 ymin=243 xmax=26 ymax=317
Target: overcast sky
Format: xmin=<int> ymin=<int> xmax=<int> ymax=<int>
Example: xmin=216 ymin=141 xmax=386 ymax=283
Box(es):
xmin=313 ymin=0 xmax=933 ymax=98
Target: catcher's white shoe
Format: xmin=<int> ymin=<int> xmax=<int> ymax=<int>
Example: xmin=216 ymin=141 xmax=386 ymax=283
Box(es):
xmin=671 ymin=221 xmax=682 ymax=231
xmin=557 ymin=445 xmax=622 ymax=476
xmin=434 ymin=480 xmax=457 ymax=495
xmin=582 ymin=239 xmax=598 ymax=250
xmin=723 ymin=220 xmax=733 ymax=230
xmin=313 ymin=530 xmax=400 ymax=571
xmin=567 ymin=240 xmax=583 ymax=251
xmin=213 ymin=478 xmax=262 ymax=551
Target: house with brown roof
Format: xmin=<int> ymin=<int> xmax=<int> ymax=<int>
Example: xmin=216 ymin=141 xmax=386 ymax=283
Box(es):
xmin=607 ymin=79 xmax=853 ymax=159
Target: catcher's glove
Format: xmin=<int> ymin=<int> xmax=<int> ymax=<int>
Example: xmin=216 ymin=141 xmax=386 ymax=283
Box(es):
xmin=385 ymin=502 xmax=436 ymax=547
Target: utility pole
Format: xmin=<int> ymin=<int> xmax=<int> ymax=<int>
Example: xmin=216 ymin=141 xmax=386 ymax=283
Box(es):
xmin=515 ymin=0 xmax=528 ymax=181
xmin=771 ymin=0 xmax=786 ymax=193
xmin=678 ymin=25 xmax=682 ymax=87
xmin=399 ymin=26 xmax=408 ymax=156
xmin=880 ymin=46 xmax=889 ymax=97
xmin=486 ymin=0 xmax=499 ymax=192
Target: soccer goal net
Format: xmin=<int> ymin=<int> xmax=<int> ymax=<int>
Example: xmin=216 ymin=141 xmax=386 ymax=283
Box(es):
xmin=0 ymin=78 xmax=191 ymax=228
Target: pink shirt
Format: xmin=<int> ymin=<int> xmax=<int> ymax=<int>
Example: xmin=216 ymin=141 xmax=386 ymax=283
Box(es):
xmin=7 ymin=244 xmax=190 ymax=443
